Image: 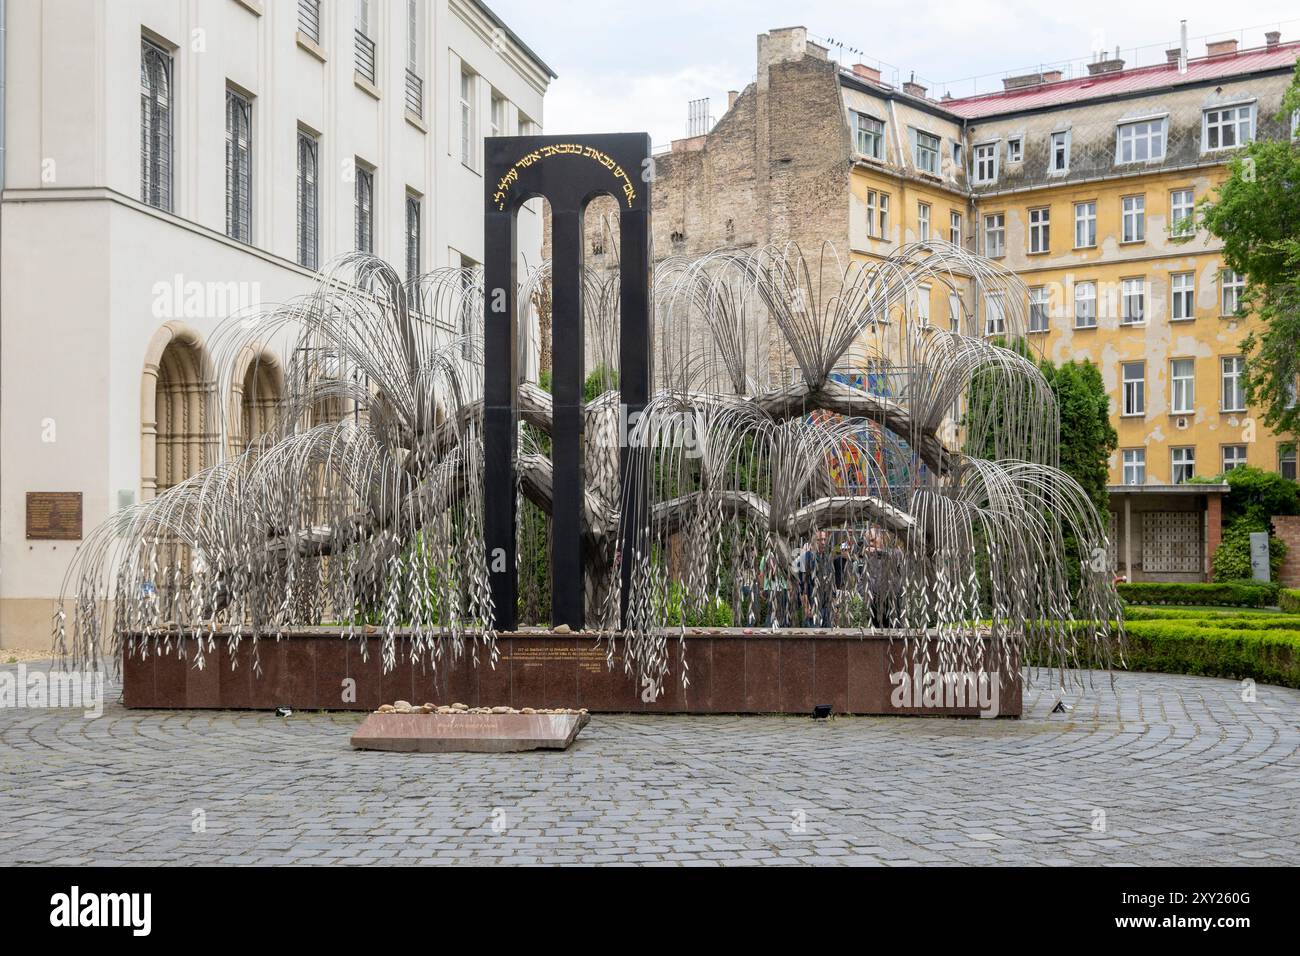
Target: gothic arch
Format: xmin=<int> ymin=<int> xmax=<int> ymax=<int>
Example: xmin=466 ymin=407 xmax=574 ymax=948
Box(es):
xmin=230 ymin=346 xmax=284 ymax=453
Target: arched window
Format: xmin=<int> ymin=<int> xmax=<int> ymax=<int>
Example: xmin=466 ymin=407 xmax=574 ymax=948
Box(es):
xmin=146 ymin=332 xmax=211 ymax=497
xmin=140 ymin=38 xmax=173 ymax=211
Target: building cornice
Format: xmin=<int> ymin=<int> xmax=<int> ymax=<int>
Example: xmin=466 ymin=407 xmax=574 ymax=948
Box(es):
xmin=453 ymin=0 xmax=556 ymax=97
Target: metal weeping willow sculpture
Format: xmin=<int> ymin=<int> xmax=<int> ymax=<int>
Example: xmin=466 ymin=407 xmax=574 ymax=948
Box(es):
xmin=54 ymin=143 xmax=1124 ymax=702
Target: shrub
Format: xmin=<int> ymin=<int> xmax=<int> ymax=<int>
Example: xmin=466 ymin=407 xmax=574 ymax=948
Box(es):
xmin=1212 ymin=519 xmax=1287 ymax=582
xmin=665 ymin=582 xmax=733 ymax=627
xmin=1117 ymin=580 xmax=1278 ymax=607
xmin=1281 ymin=589 xmax=1300 ymax=614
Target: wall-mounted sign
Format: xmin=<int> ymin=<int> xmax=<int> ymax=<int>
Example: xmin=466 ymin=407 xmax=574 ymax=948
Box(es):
xmin=26 ymin=492 xmax=83 ymax=540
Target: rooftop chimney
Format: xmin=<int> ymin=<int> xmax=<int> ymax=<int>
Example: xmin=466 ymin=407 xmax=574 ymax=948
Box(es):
xmin=851 ymin=62 xmax=881 ymax=84
xmin=1266 ymin=31 xmax=1281 ymax=47
xmin=1166 ymin=48 xmax=1181 ymax=65
xmin=1086 ymin=56 xmax=1125 ymax=75
xmin=1206 ymin=38 xmax=1239 ymax=56
xmin=902 ymin=72 xmax=927 ymax=98
xmin=1002 ymin=69 xmax=1064 ymax=90
xmin=727 ymin=89 xmax=739 ymax=110
xmin=1179 ymin=20 xmax=1188 ymax=74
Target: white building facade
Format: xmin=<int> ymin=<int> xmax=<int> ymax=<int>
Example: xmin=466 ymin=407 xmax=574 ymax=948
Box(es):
xmin=0 ymin=0 xmax=553 ymax=648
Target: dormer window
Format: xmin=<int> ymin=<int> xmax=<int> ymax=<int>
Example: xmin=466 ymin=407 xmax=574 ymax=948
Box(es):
xmin=1203 ymin=103 xmax=1255 ymax=152
xmin=973 ymin=142 xmax=998 ymax=184
xmin=1007 ymin=137 xmax=1022 ymax=163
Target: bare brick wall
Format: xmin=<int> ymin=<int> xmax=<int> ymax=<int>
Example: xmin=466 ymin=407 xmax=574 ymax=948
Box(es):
xmin=1272 ymin=515 xmax=1300 ymax=587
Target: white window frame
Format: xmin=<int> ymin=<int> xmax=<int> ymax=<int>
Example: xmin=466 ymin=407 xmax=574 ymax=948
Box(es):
xmin=1171 ymin=271 xmax=1195 ymax=321
xmin=983 ymin=291 xmax=1006 ymax=336
xmin=459 ymin=68 xmax=475 ymax=168
xmin=1074 ymin=200 xmax=1096 ymax=248
xmin=949 ymin=210 xmax=962 ymax=246
xmin=917 ymin=201 xmax=931 ymax=241
xmin=1028 ymin=206 xmax=1050 ymax=254
xmin=1122 ymin=361 xmax=1146 ymax=417
xmin=1280 ymin=444 xmax=1298 ymax=480
xmin=1121 ymin=194 xmax=1145 ymax=243
xmin=1116 ymin=117 xmax=1167 ymax=164
xmin=1221 ymin=270 xmax=1246 ymax=316
xmin=1006 ymin=136 xmax=1022 ymax=163
xmin=1049 ymin=130 xmax=1070 ymax=174
xmin=878 ymin=192 xmax=890 ymax=239
xmin=972 ymin=142 xmax=998 ymax=184
xmin=1074 ymin=280 xmax=1097 ymax=329
xmin=1029 ymin=286 xmax=1050 ymax=333
xmin=983 ymin=212 xmax=1005 ymax=258
xmin=916 ymin=284 xmax=931 ymax=325
xmin=1222 ymin=445 xmax=1248 ymax=472
xmin=490 ymin=91 xmax=505 ymax=138
xmin=1170 ymin=358 xmax=1195 ymax=414
xmin=1171 ymin=447 xmax=1196 ymax=484
xmin=1121 ymin=278 xmax=1146 ymax=326
xmin=1221 ymin=356 xmax=1246 ymax=412
xmin=1170 ymin=188 xmax=1195 ymax=238
xmin=1202 ymin=102 xmax=1256 ymax=153
xmin=1122 ymin=448 xmax=1146 ymax=486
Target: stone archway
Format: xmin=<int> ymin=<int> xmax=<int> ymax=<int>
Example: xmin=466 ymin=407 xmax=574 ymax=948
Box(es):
xmin=141 ymin=322 xmax=214 ymax=499
xmin=230 ymin=347 xmax=284 ymax=453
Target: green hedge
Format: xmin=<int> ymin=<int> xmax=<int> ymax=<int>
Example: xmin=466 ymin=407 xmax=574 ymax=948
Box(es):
xmin=1117 ymin=580 xmax=1279 ymax=608
xmin=1280 ymin=589 xmax=1300 ymax=614
xmin=1032 ymin=618 xmax=1300 ymax=687
xmin=1118 ymin=621 xmax=1300 ymax=688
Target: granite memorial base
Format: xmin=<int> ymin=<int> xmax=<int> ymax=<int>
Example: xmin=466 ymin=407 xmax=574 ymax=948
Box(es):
xmin=121 ymin=628 xmax=1022 ymax=717
xmin=350 ymin=711 xmax=589 ymax=753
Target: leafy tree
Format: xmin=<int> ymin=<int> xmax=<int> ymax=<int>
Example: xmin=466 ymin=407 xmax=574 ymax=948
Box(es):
xmin=1200 ymin=60 xmax=1300 ymax=440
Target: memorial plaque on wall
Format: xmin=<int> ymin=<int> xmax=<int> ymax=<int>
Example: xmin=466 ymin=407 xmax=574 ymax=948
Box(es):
xmin=26 ymin=492 xmax=82 ymax=540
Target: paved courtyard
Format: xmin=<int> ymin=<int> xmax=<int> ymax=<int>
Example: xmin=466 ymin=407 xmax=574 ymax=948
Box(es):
xmin=1 ymin=660 xmax=1297 ymax=865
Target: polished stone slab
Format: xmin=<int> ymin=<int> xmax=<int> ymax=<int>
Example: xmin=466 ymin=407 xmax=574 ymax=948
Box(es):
xmin=350 ymin=711 xmax=590 ymax=753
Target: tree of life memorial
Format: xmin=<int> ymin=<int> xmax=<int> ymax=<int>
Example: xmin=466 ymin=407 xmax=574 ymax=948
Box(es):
xmin=55 ymin=132 xmax=1123 ymax=700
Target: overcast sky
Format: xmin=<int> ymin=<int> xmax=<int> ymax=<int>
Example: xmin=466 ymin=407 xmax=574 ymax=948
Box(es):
xmin=490 ymin=0 xmax=1300 ymax=148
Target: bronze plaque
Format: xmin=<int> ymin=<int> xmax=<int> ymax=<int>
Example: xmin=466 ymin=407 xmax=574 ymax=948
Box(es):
xmin=26 ymin=492 xmax=82 ymax=540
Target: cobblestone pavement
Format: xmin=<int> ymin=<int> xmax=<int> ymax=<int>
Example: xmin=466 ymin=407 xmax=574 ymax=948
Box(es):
xmin=1 ymin=660 xmax=1297 ymax=865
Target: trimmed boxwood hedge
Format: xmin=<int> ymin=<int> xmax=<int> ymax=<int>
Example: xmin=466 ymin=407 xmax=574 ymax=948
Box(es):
xmin=1280 ymin=589 xmax=1300 ymax=614
xmin=1031 ymin=616 xmax=1300 ymax=688
xmin=1117 ymin=580 xmax=1279 ymax=608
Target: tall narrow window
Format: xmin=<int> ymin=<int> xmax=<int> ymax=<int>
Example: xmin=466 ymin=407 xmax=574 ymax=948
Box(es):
xmin=1122 ymin=361 xmax=1145 ymax=416
xmin=1074 ymin=201 xmax=1096 ymax=248
xmin=296 ymin=130 xmax=319 ymax=270
xmin=1171 ymin=272 xmax=1195 ymax=320
xmin=1028 ymin=207 xmax=1050 ymax=254
xmin=1221 ymin=270 xmax=1246 ymax=316
xmin=405 ymin=191 xmax=421 ymax=284
xmin=917 ymin=202 xmax=931 ymax=241
xmin=1122 ymin=278 xmax=1145 ymax=325
xmin=983 ymin=213 xmax=1005 ymax=258
xmin=1280 ymin=445 xmax=1297 ymax=481
xmin=949 ymin=210 xmax=962 ymax=246
xmin=915 ymin=285 xmax=931 ymax=325
xmin=355 ymin=0 xmax=376 ymax=84
xmin=1049 ymin=130 xmax=1070 ymax=173
xmin=983 ymin=291 xmax=1006 ymax=336
xmin=973 ymin=142 xmax=998 ymax=184
xmin=460 ymin=70 xmax=475 ymax=167
xmin=1122 ymin=449 xmax=1146 ymax=486
xmin=1006 ymin=137 xmax=1022 ymax=163
xmin=878 ymin=193 xmax=890 ymax=239
xmin=1221 ymin=356 xmax=1246 ymax=412
xmin=355 ymin=163 xmax=374 ymax=253
xmin=1122 ymin=195 xmax=1145 ymax=242
xmin=1170 ymin=188 xmax=1195 ymax=237
xmin=1171 ymin=447 xmax=1196 ymax=483
xmin=405 ymin=0 xmax=424 ymax=117
xmin=1029 ymin=287 xmax=1050 ymax=332
xmin=865 ymin=191 xmax=878 ymax=238
xmin=1170 ymin=358 xmax=1195 ymax=414
xmin=225 ymin=88 xmax=253 ymax=243
xmin=490 ymin=92 xmax=505 ymax=138
xmin=1074 ymin=281 xmax=1097 ymax=329
xmin=141 ymin=38 xmax=174 ymax=211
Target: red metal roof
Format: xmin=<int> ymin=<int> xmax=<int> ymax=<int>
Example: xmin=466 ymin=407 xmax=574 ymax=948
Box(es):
xmin=940 ymin=42 xmax=1300 ymax=119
